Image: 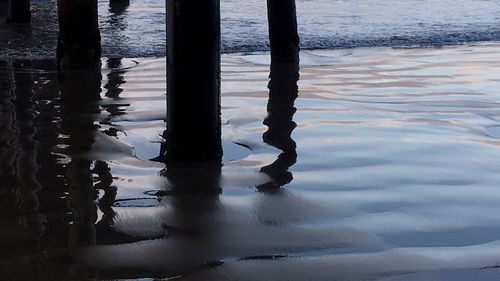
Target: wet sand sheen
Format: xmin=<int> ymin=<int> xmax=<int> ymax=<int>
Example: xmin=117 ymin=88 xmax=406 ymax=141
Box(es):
xmin=3 ymin=44 xmax=500 ymax=280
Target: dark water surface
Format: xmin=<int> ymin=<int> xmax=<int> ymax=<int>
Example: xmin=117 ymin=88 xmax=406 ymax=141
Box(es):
xmin=4 ymin=44 xmax=500 ymax=280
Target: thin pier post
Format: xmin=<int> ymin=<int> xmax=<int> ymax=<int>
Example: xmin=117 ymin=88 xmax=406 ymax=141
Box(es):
xmin=57 ymin=0 xmax=101 ymax=69
xmin=267 ymin=0 xmax=300 ymax=63
xmin=109 ymin=0 xmax=129 ymax=12
xmin=7 ymin=0 xmax=31 ymax=23
xmin=166 ymin=0 xmax=222 ymax=161
xmin=110 ymin=0 xmax=130 ymax=7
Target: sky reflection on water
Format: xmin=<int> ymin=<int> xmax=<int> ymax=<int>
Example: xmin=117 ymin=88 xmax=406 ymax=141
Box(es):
xmin=4 ymin=45 xmax=500 ymax=280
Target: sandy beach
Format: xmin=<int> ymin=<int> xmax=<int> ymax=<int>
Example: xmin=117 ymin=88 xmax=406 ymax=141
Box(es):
xmin=2 ymin=43 xmax=500 ymax=280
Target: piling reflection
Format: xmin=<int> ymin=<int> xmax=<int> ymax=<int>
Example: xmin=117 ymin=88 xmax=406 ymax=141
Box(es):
xmin=12 ymin=60 xmax=46 ymax=240
xmin=102 ymin=58 xmax=128 ymax=122
xmin=60 ymin=69 xmax=100 ymax=249
xmin=104 ymin=58 xmax=125 ymax=99
xmin=258 ymin=61 xmax=299 ymax=191
xmin=0 ymin=61 xmax=18 ymax=226
xmin=158 ymin=160 xmax=222 ymax=272
xmin=0 ymin=61 xmax=45 ymax=266
xmin=93 ymin=161 xmax=117 ymax=227
xmin=0 ymin=60 xmax=69 ymax=280
xmin=0 ymin=55 xmax=381 ymax=281
xmin=58 ymin=67 xmax=101 ymax=279
xmin=162 ymin=161 xmax=222 ymax=196
xmin=0 ymin=59 xmax=130 ymax=280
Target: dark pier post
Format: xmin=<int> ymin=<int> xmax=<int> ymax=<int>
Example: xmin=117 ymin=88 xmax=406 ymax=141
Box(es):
xmin=110 ymin=0 xmax=130 ymax=9
xmin=57 ymin=0 xmax=101 ymax=69
xmin=259 ymin=0 xmax=300 ymax=191
xmin=166 ymin=0 xmax=222 ymax=161
xmin=109 ymin=0 xmax=129 ymax=14
xmin=267 ymin=0 xmax=300 ymax=63
xmin=7 ymin=0 xmax=31 ymax=23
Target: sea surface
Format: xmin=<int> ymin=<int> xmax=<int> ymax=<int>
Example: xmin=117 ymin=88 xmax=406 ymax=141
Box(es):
xmin=88 ymin=0 xmax=500 ymax=54
xmin=4 ymin=0 xmax=500 ymax=57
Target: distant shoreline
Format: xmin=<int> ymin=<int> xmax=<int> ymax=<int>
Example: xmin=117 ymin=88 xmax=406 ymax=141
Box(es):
xmin=2 ymin=41 xmax=500 ymax=61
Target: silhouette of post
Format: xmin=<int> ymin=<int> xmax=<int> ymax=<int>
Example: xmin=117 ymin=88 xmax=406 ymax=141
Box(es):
xmin=109 ymin=0 xmax=129 ymax=10
xmin=166 ymin=0 xmax=222 ymax=161
xmin=109 ymin=0 xmax=129 ymax=16
xmin=267 ymin=0 xmax=300 ymax=63
xmin=259 ymin=0 xmax=299 ymax=191
xmin=59 ymin=65 xmax=101 ymax=250
xmin=163 ymin=161 xmax=222 ymax=196
xmin=11 ymin=62 xmax=46 ymax=237
xmin=258 ymin=61 xmax=299 ymax=191
xmin=57 ymin=0 xmax=101 ymax=69
xmin=104 ymin=58 xmax=125 ymax=99
xmin=7 ymin=0 xmax=30 ymax=23
xmin=0 ymin=61 xmax=18 ymax=214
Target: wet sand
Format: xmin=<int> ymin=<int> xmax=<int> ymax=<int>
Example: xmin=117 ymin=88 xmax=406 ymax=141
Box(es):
xmin=3 ymin=44 xmax=500 ymax=280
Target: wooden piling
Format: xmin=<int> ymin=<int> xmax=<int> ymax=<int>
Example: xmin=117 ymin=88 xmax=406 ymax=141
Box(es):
xmin=57 ymin=0 xmax=101 ymax=69
xmin=259 ymin=0 xmax=300 ymax=190
xmin=267 ymin=0 xmax=300 ymax=63
xmin=165 ymin=0 xmax=222 ymax=161
xmin=109 ymin=0 xmax=130 ymax=7
xmin=109 ymin=0 xmax=129 ymax=13
xmin=7 ymin=0 xmax=31 ymax=23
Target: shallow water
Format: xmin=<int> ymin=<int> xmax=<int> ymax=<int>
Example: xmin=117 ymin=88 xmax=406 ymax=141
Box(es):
xmin=4 ymin=44 xmax=500 ymax=280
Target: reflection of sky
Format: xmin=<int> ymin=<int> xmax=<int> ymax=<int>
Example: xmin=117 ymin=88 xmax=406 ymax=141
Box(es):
xmin=6 ymin=44 xmax=500 ymax=280
xmin=95 ymin=46 xmax=500 ymax=247
xmin=177 ymin=46 xmax=500 ymax=280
